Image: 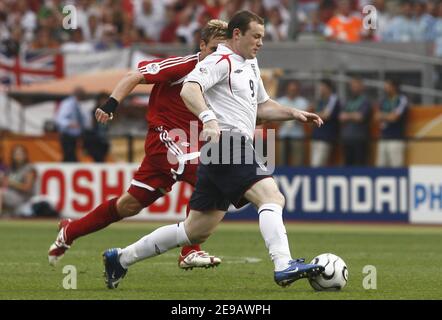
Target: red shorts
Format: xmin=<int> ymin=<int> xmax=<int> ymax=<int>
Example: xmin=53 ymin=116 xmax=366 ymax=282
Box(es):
xmin=129 ymin=127 xmax=199 ymax=206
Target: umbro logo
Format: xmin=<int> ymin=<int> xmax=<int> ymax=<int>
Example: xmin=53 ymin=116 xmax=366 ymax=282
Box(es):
xmin=234 ymin=69 xmax=243 ymax=73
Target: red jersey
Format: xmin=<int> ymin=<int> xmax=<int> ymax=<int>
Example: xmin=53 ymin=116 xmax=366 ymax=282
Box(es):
xmin=138 ymin=54 xmax=203 ymax=136
xmin=128 ymin=54 xmax=204 ymax=207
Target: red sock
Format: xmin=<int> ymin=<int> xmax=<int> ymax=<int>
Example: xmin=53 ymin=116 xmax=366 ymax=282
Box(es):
xmin=180 ymin=205 xmax=201 ymax=256
xmin=65 ymin=198 xmax=121 ymax=245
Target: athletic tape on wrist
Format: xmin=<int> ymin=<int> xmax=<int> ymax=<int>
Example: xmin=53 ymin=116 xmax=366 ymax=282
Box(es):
xmin=198 ymin=110 xmax=217 ymax=123
xmin=101 ymin=97 xmax=119 ymax=115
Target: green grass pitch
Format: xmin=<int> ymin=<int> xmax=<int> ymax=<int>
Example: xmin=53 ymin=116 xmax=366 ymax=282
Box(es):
xmin=0 ymin=219 xmax=441 ymax=300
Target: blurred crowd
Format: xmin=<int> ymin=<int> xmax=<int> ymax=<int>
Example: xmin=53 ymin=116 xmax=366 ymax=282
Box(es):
xmin=275 ymin=77 xmax=408 ymax=168
xmin=2 ymin=0 xmax=442 ymax=56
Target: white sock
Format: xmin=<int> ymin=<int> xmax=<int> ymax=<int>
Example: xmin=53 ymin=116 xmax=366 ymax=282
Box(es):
xmin=258 ymin=203 xmax=292 ymax=271
xmin=119 ymin=222 xmax=191 ymax=269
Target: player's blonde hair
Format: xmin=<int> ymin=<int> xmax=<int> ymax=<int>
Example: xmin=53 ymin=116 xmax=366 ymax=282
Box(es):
xmin=201 ymin=19 xmax=228 ymax=43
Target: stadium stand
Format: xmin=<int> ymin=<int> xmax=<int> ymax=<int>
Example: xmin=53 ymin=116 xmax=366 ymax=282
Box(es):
xmin=1 ymin=0 xmax=442 ymax=167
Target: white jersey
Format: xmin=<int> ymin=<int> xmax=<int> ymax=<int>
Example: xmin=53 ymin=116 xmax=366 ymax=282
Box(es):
xmin=184 ymin=43 xmax=269 ymax=140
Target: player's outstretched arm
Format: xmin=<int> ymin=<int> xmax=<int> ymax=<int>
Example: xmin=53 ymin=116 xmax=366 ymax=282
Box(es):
xmin=181 ymin=82 xmax=220 ymax=142
xmin=257 ymin=99 xmax=323 ymax=127
xmin=96 ymin=71 xmax=146 ymax=124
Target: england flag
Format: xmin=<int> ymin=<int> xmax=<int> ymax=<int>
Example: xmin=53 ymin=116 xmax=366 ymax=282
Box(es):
xmin=0 ymin=50 xmax=64 ymax=87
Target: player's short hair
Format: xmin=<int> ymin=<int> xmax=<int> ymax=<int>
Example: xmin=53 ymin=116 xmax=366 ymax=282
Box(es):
xmin=400 ymin=0 xmax=413 ymax=6
xmin=201 ymin=19 xmax=228 ymax=43
xmin=320 ymin=79 xmax=335 ymax=92
xmin=350 ymin=76 xmax=364 ymax=85
xmin=227 ymin=10 xmax=264 ymax=39
xmin=385 ymin=78 xmax=401 ymax=91
xmin=287 ymin=79 xmax=300 ymax=87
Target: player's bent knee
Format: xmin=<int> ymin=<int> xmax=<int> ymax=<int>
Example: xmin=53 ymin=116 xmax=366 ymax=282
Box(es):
xmin=273 ymin=191 xmax=285 ymax=207
xmin=116 ymin=194 xmax=143 ymax=218
xmin=254 ymin=190 xmax=285 ymax=208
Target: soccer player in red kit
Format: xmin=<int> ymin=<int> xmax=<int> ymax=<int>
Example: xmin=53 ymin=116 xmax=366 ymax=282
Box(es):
xmin=48 ymin=20 xmax=227 ymax=270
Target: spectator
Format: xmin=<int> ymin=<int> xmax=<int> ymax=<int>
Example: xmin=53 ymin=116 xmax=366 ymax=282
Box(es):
xmin=197 ymin=9 xmax=216 ymax=30
xmin=12 ymin=0 xmax=37 ymax=41
xmin=267 ymin=0 xmax=308 ymax=35
xmin=186 ymin=0 xmax=208 ymax=22
xmin=61 ymin=28 xmax=94 ymax=53
xmin=375 ymin=78 xmax=409 ymax=167
xmin=384 ymin=0 xmax=421 ymax=42
xmin=134 ymin=0 xmax=166 ymax=42
xmin=94 ymin=24 xmax=123 ymax=50
xmin=245 ymin=0 xmax=267 ymax=20
xmin=277 ymin=80 xmax=309 ymax=166
xmin=219 ymin=0 xmax=244 ymax=22
xmin=204 ymin=0 xmax=224 ymax=19
xmin=75 ymin=0 xmax=94 ymax=36
xmin=308 ymin=0 xmax=336 ymax=34
xmin=324 ymin=0 xmax=364 ymax=43
xmin=37 ymin=0 xmax=65 ymax=38
xmin=83 ymin=92 xmax=111 ymax=163
xmin=0 ymin=145 xmax=37 ymax=217
xmin=416 ymin=0 xmax=436 ymax=42
xmin=176 ymin=6 xmax=200 ymax=44
xmin=37 ymin=0 xmax=64 ymax=22
xmin=106 ymin=1 xmax=126 ymax=35
xmin=432 ymin=2 xmax=442 ymax=56
xmin=29 ymin=27 xmax=60 ymax=50
xmin=159 ymin=3 xmax=179 ymax=43
xmin=83 ymin=12 xmax=104 ymax=42
xmin=0 ymin=157 xmax=7 ymax=178
xmin=279 ymin=0 xmax=297 ymax=26
xmin=310 ymin=79 xmax=340 ymax=167
xmin=0 ymin=7 xmax=9 ymax=42
xmin=299 ymin=0 xmax=319 ymax=16
xmin=370 ymin=0 xmax=393 ymax=42
xmin=339 ymin=77 xmax=371 ymax=166
xmin=265 ymin=6 xmax=289 ymax=41
xmin=55 ymin=87 xmax=87 ymax=162
xmin=262 ymin=0 xmax=301 ymax=34
xmin=1 ymin=27 xmax=24 ymax=57
xmin=121 ymin=25 xmax=146 ymax=47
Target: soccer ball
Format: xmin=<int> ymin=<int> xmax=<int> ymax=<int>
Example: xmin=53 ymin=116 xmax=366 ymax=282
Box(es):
xmin=308 ymin=253 xmax=348 ymax=291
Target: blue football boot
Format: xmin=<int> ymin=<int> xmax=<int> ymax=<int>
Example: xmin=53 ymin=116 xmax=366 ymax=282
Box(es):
xmin=274 ymin=258 xmax=324 ymax=287
xmin=103 ymin=248 xmax=127 ymax=289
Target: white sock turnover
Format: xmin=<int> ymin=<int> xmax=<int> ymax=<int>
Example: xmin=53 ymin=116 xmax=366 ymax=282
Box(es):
xmin=119 ymin=222 xmax=191 ymax=269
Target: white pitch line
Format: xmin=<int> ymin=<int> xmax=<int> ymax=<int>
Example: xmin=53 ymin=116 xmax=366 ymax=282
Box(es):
xmin=151 ymin=256 xmax=262 ymax=265
xmin=0 ymin=262 xmax=42 ymax=266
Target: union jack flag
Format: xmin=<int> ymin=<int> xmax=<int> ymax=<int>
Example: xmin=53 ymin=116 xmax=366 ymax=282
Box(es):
xmin=0 ymin=51 xmax=64 ymax=87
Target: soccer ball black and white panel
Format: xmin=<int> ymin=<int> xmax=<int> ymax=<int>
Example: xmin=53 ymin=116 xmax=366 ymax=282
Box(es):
xmin=308 ymin=253 xmax=348 ymax=291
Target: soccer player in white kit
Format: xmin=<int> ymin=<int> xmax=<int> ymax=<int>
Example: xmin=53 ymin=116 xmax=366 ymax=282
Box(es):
xmin=103 ymin=11 xmax=324 ymax=289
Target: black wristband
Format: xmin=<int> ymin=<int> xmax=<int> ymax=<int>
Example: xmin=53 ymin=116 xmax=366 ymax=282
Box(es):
xmin=101 ymin=97 xmax=119 ymax=115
